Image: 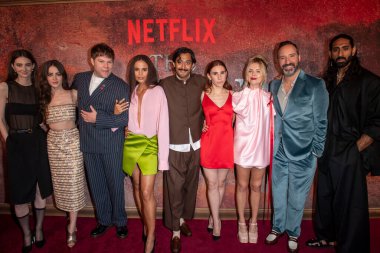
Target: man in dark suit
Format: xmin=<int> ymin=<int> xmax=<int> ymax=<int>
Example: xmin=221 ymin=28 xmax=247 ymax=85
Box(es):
xmin=72 ymin=43 xmax=129 ymax=238
xmin=265 ymin=41 xmax=329 ymax=253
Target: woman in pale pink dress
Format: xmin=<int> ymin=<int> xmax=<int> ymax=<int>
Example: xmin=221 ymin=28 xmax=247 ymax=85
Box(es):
xmin=233 ymin=55 xmax=273 ymax=244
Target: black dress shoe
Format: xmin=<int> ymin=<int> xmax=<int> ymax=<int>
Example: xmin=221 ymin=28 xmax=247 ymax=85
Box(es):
xmin=180 ymin=223 xmax=192 ymax=237
xmin=91 ymin=224 xmax=110 ymax=238
xmin=116 ymin=226 xmax=128 ymax=239
xmin=170 ymin=236 xmax=181 ymax=253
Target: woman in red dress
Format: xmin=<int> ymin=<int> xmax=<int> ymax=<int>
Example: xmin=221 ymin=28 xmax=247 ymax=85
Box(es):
xmin=200 ymin=60 xmax=234 ymax=240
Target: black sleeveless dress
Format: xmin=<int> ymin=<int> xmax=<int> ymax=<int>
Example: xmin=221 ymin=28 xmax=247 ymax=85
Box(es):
xmin=5 ymin=80 xmax=52 ymax=204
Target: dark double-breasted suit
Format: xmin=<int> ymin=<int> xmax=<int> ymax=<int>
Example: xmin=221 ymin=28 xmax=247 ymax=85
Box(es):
xmin=269 ymin=70 xmax=328 ymax=237
xmin=73 ymin=71 xmax=129 ymax=227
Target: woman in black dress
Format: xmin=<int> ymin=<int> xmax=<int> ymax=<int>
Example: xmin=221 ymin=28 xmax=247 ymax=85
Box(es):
xmin=0 ymin=50 xmax=53 ymax=253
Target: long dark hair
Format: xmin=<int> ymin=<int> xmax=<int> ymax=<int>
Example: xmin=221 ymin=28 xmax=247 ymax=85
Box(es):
xmin=39 ymin=60 xmax=70 ymax=115
xmin=204 ymin=60 xmax=232 ymax=91
xmin=127 ymin=55 xmax=158 ymax=98
xmin=6 ymin=49 xmax=38 ymax=84
xmin=325 ymin=34 xmax=362 ymax=91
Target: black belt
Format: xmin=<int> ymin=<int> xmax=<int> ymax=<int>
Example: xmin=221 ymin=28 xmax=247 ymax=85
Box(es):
xmin=9 ymin=128 xmax=33 ymax=134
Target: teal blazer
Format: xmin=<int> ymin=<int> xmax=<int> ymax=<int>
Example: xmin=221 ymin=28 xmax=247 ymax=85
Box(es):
xmin=270 ymin=70 xmax=329 ymax=161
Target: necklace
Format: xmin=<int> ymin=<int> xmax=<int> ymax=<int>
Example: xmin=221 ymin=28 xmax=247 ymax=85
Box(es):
xmin=337 ymin=72 xmax=344 ymax=84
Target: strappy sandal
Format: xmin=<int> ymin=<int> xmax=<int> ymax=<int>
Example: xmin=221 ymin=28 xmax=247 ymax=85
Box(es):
xmin=237 ymin=222 xmax=248 ymax=243
xmin=248 ymin=219 xmax=258 ymax=244
xmin=306 ymin=238 xmax=335 ymax=248
xmin=67 ymin=226 xmax=77 ymax=248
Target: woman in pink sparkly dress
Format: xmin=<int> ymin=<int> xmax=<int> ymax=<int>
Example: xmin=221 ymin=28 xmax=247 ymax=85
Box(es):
xmin=233 ymin=56 xmax=273 ymax=244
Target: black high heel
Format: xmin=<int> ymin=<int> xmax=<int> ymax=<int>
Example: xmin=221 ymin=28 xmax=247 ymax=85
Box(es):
xmin=142 ymin=231 xmax=147 ymax=242
xmin=144 ymin=237 xmax=156 ymax=253
xmin=212 ymin=219 xmax=221 ymax=241
xmin=22 ymin=234 xmax=34 ymax=253
xmin=22 ymin=244 xmax=32 ymax=253
xmin=207 ymin=215 xmax=213 ymax=233
xmin=151 ymin=239 xmax=156 ymax=253
xmin=34 ymin=230 xmax=45 ymax=248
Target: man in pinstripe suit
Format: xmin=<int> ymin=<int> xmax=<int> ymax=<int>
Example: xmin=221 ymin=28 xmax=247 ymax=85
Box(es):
xmin=72 ymin=43 xmax=129 ymax=238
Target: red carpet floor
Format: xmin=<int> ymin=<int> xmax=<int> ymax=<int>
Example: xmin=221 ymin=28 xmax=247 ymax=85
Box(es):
xmin=1 ymin=215 xmax=379 ymax=253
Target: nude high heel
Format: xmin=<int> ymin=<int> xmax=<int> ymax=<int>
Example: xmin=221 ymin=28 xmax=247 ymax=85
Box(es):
xmin=238 ymin=222 xmax=248 ymax=243
xmin=248 ymin=220 xmax=258 ymax=243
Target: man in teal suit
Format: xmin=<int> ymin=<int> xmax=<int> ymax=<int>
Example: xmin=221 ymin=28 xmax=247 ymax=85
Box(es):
xmin=265 ymin=41 xmax=328 ymax=253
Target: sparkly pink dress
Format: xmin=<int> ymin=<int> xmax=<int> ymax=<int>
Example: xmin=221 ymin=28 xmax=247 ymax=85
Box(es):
xmin=233 ymin=87 xmax=273 ymax=168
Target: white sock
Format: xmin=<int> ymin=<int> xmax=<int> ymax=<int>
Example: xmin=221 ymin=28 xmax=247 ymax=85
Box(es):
xmin=172 ymin=230 xmax=180 ymax=239
xmin=266 ymin=233 xmax=277 ymax=241
xmin=288 ymin=236 xmax=298 ymax=250
xmin=180 ymin=218 xmax=185 ymax=226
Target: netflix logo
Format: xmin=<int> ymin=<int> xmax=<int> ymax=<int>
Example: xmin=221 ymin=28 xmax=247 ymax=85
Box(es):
xmin=128 ymin=18 xmax=216 ymax=45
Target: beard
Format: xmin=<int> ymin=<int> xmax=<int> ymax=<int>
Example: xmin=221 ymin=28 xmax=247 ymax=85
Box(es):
xmin=281 ymin=63 xmax=299 ymax=77
xmin=334 ymin=55 xmax=353 ymax=68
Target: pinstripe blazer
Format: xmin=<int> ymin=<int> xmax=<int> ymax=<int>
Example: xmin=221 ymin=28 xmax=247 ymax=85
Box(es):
xmin=72 ymin=71 xmax=129 ymax=154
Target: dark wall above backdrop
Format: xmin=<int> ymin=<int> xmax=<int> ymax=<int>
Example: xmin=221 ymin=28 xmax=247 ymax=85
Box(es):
xmin=0 ymin=0 xmax=379 ymax=215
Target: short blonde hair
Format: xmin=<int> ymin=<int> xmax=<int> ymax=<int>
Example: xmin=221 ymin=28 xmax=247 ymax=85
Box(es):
xmin=243 ymin=55 xmax=268 ymax=86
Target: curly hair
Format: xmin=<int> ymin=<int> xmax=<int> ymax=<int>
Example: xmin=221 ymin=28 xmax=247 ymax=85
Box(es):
xmin=171 ymin=47 xmax=196 ymax=64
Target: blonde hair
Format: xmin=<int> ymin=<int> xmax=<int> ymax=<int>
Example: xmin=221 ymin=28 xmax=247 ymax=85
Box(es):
xmin=243 ymin=55 xmax=268 ymax=86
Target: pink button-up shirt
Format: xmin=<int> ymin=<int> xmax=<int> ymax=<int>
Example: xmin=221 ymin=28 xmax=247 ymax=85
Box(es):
xmin=128 ymin=85 xmax=170 ymax=171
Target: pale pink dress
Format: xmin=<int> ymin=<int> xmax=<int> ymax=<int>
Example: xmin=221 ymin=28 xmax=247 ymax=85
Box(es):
xmin=233 ymin=87 xmax=273 ymax=168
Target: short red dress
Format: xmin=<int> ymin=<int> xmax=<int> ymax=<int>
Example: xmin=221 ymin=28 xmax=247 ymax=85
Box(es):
xmin=200 ymin=93 xmax=234 ymax=169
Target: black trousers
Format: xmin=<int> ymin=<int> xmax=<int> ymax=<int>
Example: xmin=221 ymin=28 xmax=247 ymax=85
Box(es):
xmin=314 ymin=140 xmax=370 ymax=253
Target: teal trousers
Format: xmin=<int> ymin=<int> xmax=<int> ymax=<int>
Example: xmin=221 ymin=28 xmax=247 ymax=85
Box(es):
xmin=271 ymin=141 xmax=316 ymax=237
